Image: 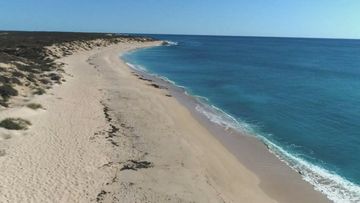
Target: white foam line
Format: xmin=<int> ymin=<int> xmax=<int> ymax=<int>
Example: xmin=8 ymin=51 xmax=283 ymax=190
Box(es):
xmin=262 ymin=137 xmax=360 ymax=203
xmin=195 ymin=99 xmax=360 ymax=203
xmin=163 ymin=40 xmax=179 ymax=46
xmin=123 ymin=47 xmax=360 ymax=203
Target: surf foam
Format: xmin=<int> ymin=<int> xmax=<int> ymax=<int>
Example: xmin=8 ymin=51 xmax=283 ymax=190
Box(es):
xmin=122 ymin=46 xmax=360 ymax=203
xmin=194 ymin=96 xmax=360 ymax=203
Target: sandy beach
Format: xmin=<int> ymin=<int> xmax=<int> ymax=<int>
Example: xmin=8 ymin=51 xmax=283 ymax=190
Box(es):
xmin=0 ymin=40 xmax=330 ymax=202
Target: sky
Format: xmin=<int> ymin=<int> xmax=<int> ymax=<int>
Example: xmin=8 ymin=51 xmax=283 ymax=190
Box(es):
xmin=1 ymin=0 xmax=360 ymax=39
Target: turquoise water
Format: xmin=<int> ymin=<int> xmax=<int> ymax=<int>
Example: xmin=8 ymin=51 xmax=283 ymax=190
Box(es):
xmin=122 ymin=35 xmax=360 ymax=202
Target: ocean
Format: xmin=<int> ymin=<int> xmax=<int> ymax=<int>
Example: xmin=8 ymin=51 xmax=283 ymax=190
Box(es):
xmin=122 ymin=35 xmax=360 ymax=202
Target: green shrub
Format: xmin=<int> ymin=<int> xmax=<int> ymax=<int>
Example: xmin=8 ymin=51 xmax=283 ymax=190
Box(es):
xmin=12 ymin=71 xmax=25 ymax=78
xmin=26 ymin=73 xmax=37 ymax=82
xmin=33 ymin=88 xmax=45 ymax=95
xmin=26 ymin=103 xmax=43 ymax=110
xmin=48 ymin=73 xmax=61 ymax=81
xmin=0 ymin=84 xmax=18 ymax=99
xmin=10 ymin=77 xmax=22 ymax=85
xmin=39 ymin=78 xmax=51 ymax=84
xmin=0 ymin=100 xmax=8 ymax=107
xmin=0 ymin=75 xmax=10 ymax=83
xmin=0 ymin=118 xmax=31 ymax=130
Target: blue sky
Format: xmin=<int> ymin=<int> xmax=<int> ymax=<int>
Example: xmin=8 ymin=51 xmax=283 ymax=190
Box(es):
xmin=1 ymin=0 xmax=360 ymax=39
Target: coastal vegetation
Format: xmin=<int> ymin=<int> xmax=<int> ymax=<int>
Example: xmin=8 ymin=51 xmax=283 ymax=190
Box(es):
xmin=33 ymin=88 xmax=46 ymax=95
xmin=26 ymin=103 xmax=43 ymax=110
xmin=0 ymin=31 xmax=153 ymax=107
xmin=0 ymin=84 xmax=18 ymax=101
xmin=0 ymin=118 xmax=31 ymax=130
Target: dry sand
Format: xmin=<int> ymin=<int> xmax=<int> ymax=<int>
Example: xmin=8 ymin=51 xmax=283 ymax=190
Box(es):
xmin=0 ymin=41 xmax=329 ymax=202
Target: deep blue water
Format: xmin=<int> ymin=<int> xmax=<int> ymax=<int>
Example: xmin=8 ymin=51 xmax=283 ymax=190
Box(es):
xmin=122 ymin=35 xmax=360 ymax=202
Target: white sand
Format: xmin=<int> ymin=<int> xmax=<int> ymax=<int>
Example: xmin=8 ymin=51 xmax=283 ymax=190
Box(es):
xmin=0 ymin=41 xmax=327 ymax=202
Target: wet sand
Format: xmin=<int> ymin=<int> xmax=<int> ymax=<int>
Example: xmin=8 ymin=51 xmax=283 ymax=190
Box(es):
xmin=124 ymin=46 xmax=331 ymax=203
xmin=0 ymin=40 xmax=330 ymax=202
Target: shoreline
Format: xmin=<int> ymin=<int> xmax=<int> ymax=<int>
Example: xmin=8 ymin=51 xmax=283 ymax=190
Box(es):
xmin=0 ymin=40 xmax=330 ymax=202
xmin=122 ymin=46 xmax=331 ymax=202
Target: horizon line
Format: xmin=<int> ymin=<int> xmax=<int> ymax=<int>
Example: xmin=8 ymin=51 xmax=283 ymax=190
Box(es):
xmin=1 ymin=29 xmax=359 ymax=41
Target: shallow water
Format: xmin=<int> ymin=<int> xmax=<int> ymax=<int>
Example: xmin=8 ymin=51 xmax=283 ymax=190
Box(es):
xmin=122 ymin=35 xmax=360 ymax=202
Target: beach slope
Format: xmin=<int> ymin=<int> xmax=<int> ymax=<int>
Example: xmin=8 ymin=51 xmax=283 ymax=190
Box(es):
xmin=0 ymin=39 xmax=328 ymax=202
